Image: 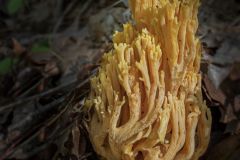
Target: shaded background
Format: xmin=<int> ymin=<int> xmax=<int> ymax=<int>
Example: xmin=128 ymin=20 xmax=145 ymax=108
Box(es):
xmin=0 ymin=0 xmax=239 ymax=159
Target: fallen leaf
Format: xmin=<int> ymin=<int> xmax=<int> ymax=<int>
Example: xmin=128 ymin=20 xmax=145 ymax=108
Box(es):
xmin=203 ymin=75 xmax=226 ymax=105
xmin=43 ymin=60 xmax=60 ymax=77
xmin=208 ymin=64 xmax=231 ymax=88
xmin=212 ymin=40 xmax=240 ymax=65
xmin=12 ymin=38 xmax=26 ymax=55
xmin=88 ymin=7 xmax=127 ymax=41
xmin=222 ymin=104 xmax=237 ymax=123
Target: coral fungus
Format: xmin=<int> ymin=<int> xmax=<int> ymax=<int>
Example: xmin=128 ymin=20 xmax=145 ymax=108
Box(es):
xmin=85 ymin=0 xmax=212 ymax=159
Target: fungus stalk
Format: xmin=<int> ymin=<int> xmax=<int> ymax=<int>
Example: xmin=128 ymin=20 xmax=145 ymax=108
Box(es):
xmin=85 ymin=0 xmax=212 ymax=159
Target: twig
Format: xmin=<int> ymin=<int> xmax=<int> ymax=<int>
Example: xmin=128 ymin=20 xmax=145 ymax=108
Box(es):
xmin=1 ymin=89 xmax=87 ymax=159
xmin=108 ymin=0 xmax=128 ymax=8
xmin=3 ymin=97 xmax=86 ymax=159
xmin=78 ymin=0 xmax=93 ymax=16
xmin=16 ymin=29 xmax=87 ymax=45
xmin=0 ymin=67 xmax=98 ymax=112
xmin=17 ymin=77 xmax=45 ymax=98
xmin=0 ymin=76 xmax=85 ymax=112
xmin=0 ymin=96 xmax=65 ymax=160
xmin=52 ymin=0 xmax=79 ymax=33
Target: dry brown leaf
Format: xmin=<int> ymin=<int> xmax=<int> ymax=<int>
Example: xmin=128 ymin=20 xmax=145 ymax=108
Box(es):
xmin=203 ymin=75 xmax=226 ymax=105
xmin=12 ymin=38 xmax=26 ymax=55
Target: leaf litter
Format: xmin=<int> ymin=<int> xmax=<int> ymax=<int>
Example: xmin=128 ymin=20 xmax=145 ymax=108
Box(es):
xmin=199 ymin=0 xmax=240 ymax=159
xmin=0 ymin=0 xmax=240 ymax=159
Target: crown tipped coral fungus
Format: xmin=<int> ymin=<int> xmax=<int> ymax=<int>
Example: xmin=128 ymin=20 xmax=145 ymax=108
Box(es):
xmin=85 ymin=0 xmax=212 ymax=159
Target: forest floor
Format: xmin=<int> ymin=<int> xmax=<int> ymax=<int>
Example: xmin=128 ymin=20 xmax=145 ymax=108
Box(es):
xmin=0 ymin=0 xmax=240 ymax=159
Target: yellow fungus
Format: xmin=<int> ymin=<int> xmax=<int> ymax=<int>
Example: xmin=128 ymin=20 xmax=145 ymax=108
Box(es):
xmin=85 ymin=0 xmax=212 ymax=159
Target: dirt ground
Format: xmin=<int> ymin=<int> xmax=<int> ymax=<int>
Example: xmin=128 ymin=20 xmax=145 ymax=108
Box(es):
xmin=0 ymin=0 xmax=240 ymax=159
